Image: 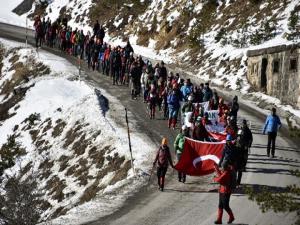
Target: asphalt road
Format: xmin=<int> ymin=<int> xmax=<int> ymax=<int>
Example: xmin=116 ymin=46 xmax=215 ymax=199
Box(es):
xmin=0 ymin=23 xmax=299 ymax=225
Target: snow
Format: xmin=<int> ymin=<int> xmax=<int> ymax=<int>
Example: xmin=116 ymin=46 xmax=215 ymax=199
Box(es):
xmin=0 ymin=38 xmax=156 ymax=225
xmin=0 ymin=0 xmax=33 ymax=28
xmin=167 ymin=10 xmax=180 ymax=26
xmin=114 ymin=18 xmax=124 ymax=28
xmin=105 ymin=35 xmax=174 ymax=64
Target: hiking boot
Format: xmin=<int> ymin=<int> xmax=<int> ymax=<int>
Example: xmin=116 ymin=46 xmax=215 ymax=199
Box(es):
xmin=227 ymin=209 xmax=235 ymax=224
xmin=215 ymin=208 xmax=223 ymax=224
xmin=227 ymin=218 xmax=234 ymax=224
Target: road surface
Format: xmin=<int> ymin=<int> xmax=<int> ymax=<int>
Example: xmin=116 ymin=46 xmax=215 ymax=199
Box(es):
xmin=0 ymin=23 xmax=299 ymax=225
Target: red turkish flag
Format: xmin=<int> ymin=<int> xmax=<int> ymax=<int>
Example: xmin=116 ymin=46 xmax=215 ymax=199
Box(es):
xmin=208 ymin=132 xmax=227 ymax=141
xmin=175 ymin=138 xmax=225 ymax=176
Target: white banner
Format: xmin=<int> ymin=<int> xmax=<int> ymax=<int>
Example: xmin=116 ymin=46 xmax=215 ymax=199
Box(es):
xmin=206 ymin=110 xmax=219 ymax=124
xmin=205 ymin=124 xmax=225 ymax=133
xmin=193 ymin=101 xmax=210 ymax=112
xmin=184 ymin=112 xmax=193 ymax=128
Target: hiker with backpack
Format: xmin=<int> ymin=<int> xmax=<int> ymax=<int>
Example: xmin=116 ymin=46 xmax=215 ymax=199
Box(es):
xmin=153 ymin=138 xmax=174 ymax=191
xmin=213 ymin=162 xmax=235 ymax=224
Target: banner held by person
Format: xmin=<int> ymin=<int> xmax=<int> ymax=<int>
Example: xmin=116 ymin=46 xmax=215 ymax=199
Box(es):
xmin=175 ymin=138 xmax=225 ymax=176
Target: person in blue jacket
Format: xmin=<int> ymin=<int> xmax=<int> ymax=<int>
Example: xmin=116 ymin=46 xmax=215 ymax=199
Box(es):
xmin=167 ymin=88 xmax=181 ymax=129
xmin=263 ymin=108 xmax=282 ymax=158
xmin=180 ymin=79 xmax=193 ymax=102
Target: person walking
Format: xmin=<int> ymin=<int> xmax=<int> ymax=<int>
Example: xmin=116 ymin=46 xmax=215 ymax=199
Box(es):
xmin=153 ymin=138 xmax=174 ymax=191
xmin=218 ymin=135 xmax=237 ymax=168
xmin=167 ymin=88 xmax=181 ymax=129
xmin=213 ymin=162 xmax=235 ymax=224
xmin=174 ymin=125 xmax=189 ymax=183
xmin=263 ymin=108 xmax=282 ymax=158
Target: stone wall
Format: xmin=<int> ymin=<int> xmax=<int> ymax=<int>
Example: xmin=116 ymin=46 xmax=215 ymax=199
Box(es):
xmin=247 ymin=45 xmax=300 ymax=108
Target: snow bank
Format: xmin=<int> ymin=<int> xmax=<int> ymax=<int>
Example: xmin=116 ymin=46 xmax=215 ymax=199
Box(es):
xmin=0 ymin=38 xmax=156 ymax=225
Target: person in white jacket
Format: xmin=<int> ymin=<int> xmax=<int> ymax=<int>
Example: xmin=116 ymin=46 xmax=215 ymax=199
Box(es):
xmin=141 ymin=68 xmax=149 ymax=102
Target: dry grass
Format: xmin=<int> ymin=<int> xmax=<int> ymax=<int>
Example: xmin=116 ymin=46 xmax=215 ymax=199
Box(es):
xmin=46 ymin=176 xmax=67 ymax=202
xmin=63 ymin=122 xmax=83 ymax=148
xmin=18 ymin=162 xmax=33 ymax=178
xmin=38 ymin=159 xmax=54 ymax=180
xmin=79 ymin=179 xmax=102 ymax=204
xmin=72 ymin=134 xmax=91 ymax=156
xmin=109 ymin=160 xmax=131 ymax=185
xmin=52 ymin=119 xmax=67 ymax=138
xmin=51 ymin=206 xmax=68 ymax=219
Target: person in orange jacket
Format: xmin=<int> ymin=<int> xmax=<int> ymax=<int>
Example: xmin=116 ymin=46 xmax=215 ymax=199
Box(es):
xmin=213 ymin=162 xmax=235 ymax=224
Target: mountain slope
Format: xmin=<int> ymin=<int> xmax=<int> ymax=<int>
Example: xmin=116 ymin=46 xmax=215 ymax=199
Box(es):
xmin=0 ymin=38 xmax=155 ymax=224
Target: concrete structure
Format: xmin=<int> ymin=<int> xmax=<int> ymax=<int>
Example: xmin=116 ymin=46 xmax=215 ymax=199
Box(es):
xmin=247 ymin=43 xmax=300 ymax=108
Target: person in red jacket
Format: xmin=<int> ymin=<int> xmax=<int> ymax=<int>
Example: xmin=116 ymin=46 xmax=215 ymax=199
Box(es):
xmin=153 ymin=138 xmax=174 ymax=191
xmin=213 ymin=162 xmax=235 ymax=224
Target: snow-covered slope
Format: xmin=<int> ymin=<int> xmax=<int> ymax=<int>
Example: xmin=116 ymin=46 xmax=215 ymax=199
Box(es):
xmin=0 ymin=38 xmax=155 ymax=224
xmin=6 ymin=0 xmax=299 ymax=91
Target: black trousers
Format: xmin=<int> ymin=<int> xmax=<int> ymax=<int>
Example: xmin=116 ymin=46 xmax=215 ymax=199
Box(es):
xmin=237 ymin=171 xmax=242 ymax=185
xmin=218 ymin=193 xmax=231 ymax=211
xmin=267 ymin=132 xmax=277 ymax=156
xmin=157 ymin=166 xmax=168 ymax=188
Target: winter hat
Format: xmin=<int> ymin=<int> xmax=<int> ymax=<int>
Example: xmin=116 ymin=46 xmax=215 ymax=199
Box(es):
xmin=182 ymin=125 xmax=187 ymax=130
xmin=188 ymin=95 xmax=193 ymax=101
xmin=161 ymin=138 xmax=168 ymax=145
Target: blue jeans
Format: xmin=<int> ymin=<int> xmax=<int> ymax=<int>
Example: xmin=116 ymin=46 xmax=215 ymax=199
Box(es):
xmin=168 ymin=107 xmax=179 ymax=119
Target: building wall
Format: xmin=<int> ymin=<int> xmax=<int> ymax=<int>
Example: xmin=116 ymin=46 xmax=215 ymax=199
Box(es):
xmin=247 ymin=48 xmax=300 ymax=108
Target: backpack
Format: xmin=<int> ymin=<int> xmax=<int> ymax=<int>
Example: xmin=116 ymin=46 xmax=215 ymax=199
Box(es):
xmin=158 ymin=146 xmax=169 ymax=167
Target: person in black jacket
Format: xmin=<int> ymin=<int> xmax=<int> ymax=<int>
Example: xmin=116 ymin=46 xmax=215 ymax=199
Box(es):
xmin=130 ymin=61 xmax=142 ymax=99
xmin=124 ymin=41 xmax=134 ymax=59
xmin=153 ymin=138 xmax=174 ymax=191
xmin=233 ymin=119 xmax=253 ymax=186
xmin=229 ymin=96 xmax=239 ymax=120
xmin=219 ymin=135 xmax=238 ymax=168
xmin=113 ymin=47 xmax=122 ymax=85
xmin=93 ymin=20 xmax=100 ymax=36
xmin=159 ymin=61 xmax=167 ymax=82
xmin=97 ymin=25 xmax=105 ymax=43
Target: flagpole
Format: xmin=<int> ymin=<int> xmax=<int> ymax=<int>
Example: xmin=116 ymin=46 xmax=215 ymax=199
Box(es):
xmin=125 ymin=108 xmax=135 ymax=175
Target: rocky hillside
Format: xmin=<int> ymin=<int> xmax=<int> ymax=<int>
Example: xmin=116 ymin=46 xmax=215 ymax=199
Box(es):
xmin=0 ymin=39 xmax=154 ymax=225
xmin=17 ymin=0 xmax=299 ymax=92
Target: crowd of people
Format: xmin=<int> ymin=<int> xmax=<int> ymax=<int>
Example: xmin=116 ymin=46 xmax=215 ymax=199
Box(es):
xmin=33 ymin=16 xmax=283 ymax=225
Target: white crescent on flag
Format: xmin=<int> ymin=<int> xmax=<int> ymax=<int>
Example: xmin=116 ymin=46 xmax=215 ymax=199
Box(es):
xmin=192 ymin=155 xmax=220 ymax=168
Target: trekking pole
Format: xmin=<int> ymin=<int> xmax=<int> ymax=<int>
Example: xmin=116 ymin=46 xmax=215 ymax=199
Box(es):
xmin=125 ymin=108 xmax=135 ymax=175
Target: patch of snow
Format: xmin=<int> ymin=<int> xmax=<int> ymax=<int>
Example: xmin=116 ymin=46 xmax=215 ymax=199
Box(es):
xmin=0 ymin=38 xmax=156 ymax=225
xmin=114 ymin=17 xmax=124 ymax=28
xmin=0 ymin=0 xmax=33 ymax=28
xmin=167 ymin=10 xmax=180 ymax=26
